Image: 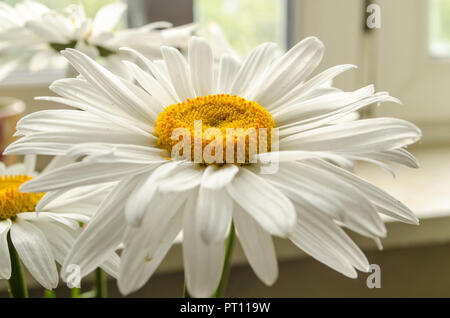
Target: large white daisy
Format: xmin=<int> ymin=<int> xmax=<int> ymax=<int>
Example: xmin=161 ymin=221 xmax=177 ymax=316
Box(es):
xmin=0 ymin=156 xmax=119 ymax=290
xmin=5 ymin=36 xmax=421 ymax=297
xmin=0 ymin=1 xmax=195 ymax=80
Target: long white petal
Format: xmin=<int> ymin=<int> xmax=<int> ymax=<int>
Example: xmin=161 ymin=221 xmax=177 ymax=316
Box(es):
xmin=161 ymin=46 xmax=196 ymax=100
xmin=20 ymin=160 xmax=151 ymax=193
xmin=280 ymin=118 xmax=422 ymax=153
xmin=312 ymin=160 xmax=419 ymax=224
xmin=226 ymin=168 xmax=296 ymax=237
xmin=233 ymin=205 xmax=278 ymax=285
xmin=183 ymin=195 xmax=225 ymax=298
xmin=124 ymin=161 xmax=180 ymax=226
xmin=35 ymin=219 xmax=77 ymax=265
xmin=123 ymin=60 xmax=177 ymax=106
xmin=189 ymin=37 xmax=214 ymax=97
xmin=10 ymin=219 xmax=58 ymax=290
xmin=196 ymin=187 xmax=232 ymax=244
xmin=270 ymin=64 xmax=357 ymax=110
xmin=0 ymin=220 xmax=11 ymax=279
xmin=217 ymin=54 xmax=241 ymax=94
xmin=92 ymin=2 xmax=126 ymax=36
xmin=230 ymin=42 xmax=278 ymax=99
xmin=61 ymin=177 xmax=138 ymax=280
xmin=201 ymin=164 xmax=239 ymax=190
xmin=252 ymin=37 xmax=324 ymax=107
xmin=61 ymin=49 xmax=158 ymax=124
xmin=119 ymin=192 xmax=186 ymax=295
xmin=289 ymin=204 xmax=368 ymax=278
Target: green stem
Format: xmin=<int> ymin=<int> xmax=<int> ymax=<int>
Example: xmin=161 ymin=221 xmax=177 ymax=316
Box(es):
xmin=94 ymin=268 xmax=107 ymax=298
xmin=71 ymin=287 xmax=81 ymax=298
xmin=183 ymin=282 xmax=191 ymax=298
xmin=7 ymin=232 xmax=28 ymax=298
xmin=44 ymin=290 xmax=55 ymax=298
xmin=213 ymin=223 xmax=236 ymax=298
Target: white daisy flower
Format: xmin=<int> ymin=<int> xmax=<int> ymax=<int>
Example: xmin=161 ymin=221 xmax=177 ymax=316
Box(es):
xmin=0 ymin=155 xmax=119 ymax=291
xmin=5 ymin=36 xmax=421 ymax=297
xmin=0 ymin=1 xmax=195 ymax=80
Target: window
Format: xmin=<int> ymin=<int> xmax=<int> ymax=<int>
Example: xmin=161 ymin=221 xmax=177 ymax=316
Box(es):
xmin=194 ymin=0 xmax=288 ymax=55
xmin=430 ymin=0 xmax=450 ymax=57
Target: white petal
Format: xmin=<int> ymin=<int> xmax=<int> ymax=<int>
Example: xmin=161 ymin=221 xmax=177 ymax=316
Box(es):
xmin=196 ymin=187 xmax=232 ymax=244
xmin=270 ymin=64 xmax=357 ymax=110
xmin=267 ymin=162 xmax=386 ymax=238
xmin=119 ymin=47 xmax=180 ymax=103
xmin=118 ymin=192 xmax=186 ymax=295
xmin=161 ymin=46 xmax=196 ymax=100
xmin=25 ymin=20 xmax=68 ymax=43
xmin=312 ymin=160 xmax=419 ymax=225
xmin=201 ymin=164 xmax=239 ymax=190
xmin=61 ymin=49 xmax=158 ymax=124
xmin=280 ymin=118 xmax=422 ymax=153
xmin=10 ymin=219 xmax=58 ymax=289
xmin=19 ymin=160 xmax=151 ymax=193
xmin=61 ymin=177 xmax=138 ymax=280
xmin=277 ymin=90 xmax=400 ymax=135
xmin=189 ymin=37 xmax=214 ymax=96
xmin=217 ymin=54 xmax=241 ymax=94
xmin=230 ymin=42 xmax=278 ymax=99
xmin=35 ymin=219 xmax=77 ymax=265
xmin=0 ymin=220 xmax=11 ymax=279
xmin=122 ymin=60 xmax=177 ymax=106
xmin=100 ymin=253 xmax=120 ymax=279
xmin=48 ymin=77 xmax=152 ymax=132
xmin=233 ymin=205 xmax=278 ymax=285
xmin=183 ymin=195 xmax=225 ymax=298
xmin=92 ymin=2 xmax=126 ymax=36
xmin=157 ymin=164 xmax=204 ymax=193
xmin=226 ymin=168 xmax=296 ymax=237
xmin=124 ymin=161 xmax=180 ymax=226
xmin=289 ymin=202 xmax=369 ymax=277
xmin=252 ymin=37 xmax=324 ymax=107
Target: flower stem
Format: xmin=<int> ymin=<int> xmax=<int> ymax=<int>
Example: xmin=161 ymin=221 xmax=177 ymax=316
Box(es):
xmin=44 ymin=290 xmax=56 ymax=298
xmin=183 ymin=282 xmax=191 ymax=298
xmin=7 ymin=232 xmax=28 ymax=298
xmin=94 ymin=268 xmax=107 ymax=298
xmin=71 ymin=287 xmax=81 ymax=298
xmin=213 ymin=223 xmax=236 ymax=298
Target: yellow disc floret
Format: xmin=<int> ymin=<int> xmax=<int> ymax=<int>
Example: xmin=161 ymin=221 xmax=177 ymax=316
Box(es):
xmin=0 ymin=175 xmax=44 ymax=221
xmin=155 ymin=94 xmax=275 ymax=164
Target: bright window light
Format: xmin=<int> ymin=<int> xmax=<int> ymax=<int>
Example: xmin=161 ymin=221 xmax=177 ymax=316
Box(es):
xmin=194 ymin=0 xmax=288 ymax=56
xmin=430 ymin=0 xmax=450 ymax=57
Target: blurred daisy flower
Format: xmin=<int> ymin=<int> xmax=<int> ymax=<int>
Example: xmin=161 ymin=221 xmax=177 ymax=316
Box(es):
xmin=6 ymin=37 xmax=421 ymax=297
xmin=0 ymin=1 xmax=195 ymax=80
xmin=0 ymin=155 xmax=118 ymax=291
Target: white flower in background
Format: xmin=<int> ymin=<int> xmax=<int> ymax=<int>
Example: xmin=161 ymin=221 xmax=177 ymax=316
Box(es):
xmin=5 ymin=36 xmax=421 ymax=297
xmin=0 ymin=155 xmax=119 ymax=290
xmin=0 ymin=1 xmax=195 ymax=80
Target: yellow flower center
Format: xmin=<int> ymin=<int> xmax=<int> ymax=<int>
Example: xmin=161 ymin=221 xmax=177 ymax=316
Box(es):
xmin=155 ymin=94 xmax=275 ymax=164
xmin=0 ymin=175 xmax=44 ymax=221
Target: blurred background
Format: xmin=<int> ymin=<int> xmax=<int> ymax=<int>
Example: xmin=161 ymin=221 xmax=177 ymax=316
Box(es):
xmin=1 ymin=0 xmax=450 ymax=297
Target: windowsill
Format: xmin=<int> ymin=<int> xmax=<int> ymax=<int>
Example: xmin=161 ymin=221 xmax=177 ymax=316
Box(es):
xmin=0 ymin=145 xmax=448 ymax=291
